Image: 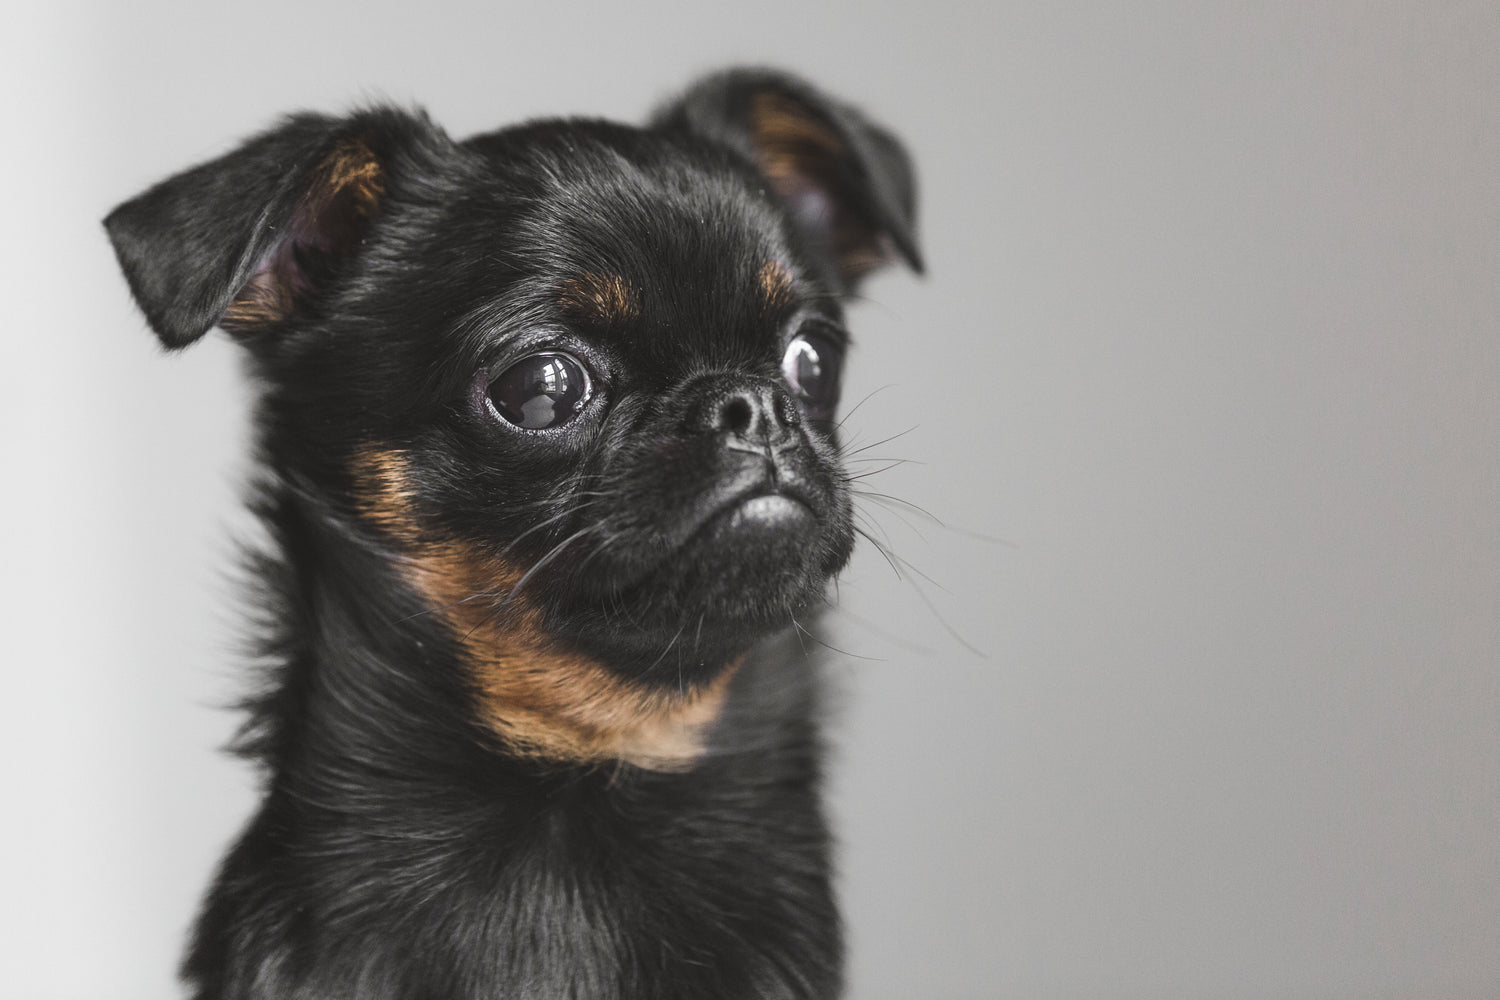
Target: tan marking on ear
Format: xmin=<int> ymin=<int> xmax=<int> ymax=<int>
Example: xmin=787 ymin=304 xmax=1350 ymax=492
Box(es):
xmin=222 ymin=270 xmax=295 ymax=329
xmin=831 ymin=232 xmax=889 ymax=282
xmin=758 ymin=259 xmax=797 ymax=312
xmin=557 ymin=272 xmax=640 ymax=327
xmin=223 ymin=138 xmax=386 ymax=331
xmin=347 ymin=445 xmax=738 ymax=771
xmin=320 ymin=138 xmax=385 ymax=213
xmin=749 ymin=92 xmax=847 ymax=176
xmin=748 ymin=92 xmax=890 ymax=285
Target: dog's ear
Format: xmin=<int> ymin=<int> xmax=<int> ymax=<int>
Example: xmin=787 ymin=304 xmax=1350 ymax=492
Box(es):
xmin=105 ymin=109 xmax=442 ymax=349
xmin=653 ymin=69 xmax=923 ymax=288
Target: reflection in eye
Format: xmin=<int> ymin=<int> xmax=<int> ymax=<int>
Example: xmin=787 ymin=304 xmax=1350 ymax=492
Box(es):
xmin=487 ymin=353 xmax=591 ymax=430
xmin=780 ymin=333 xmax=842 ymax=423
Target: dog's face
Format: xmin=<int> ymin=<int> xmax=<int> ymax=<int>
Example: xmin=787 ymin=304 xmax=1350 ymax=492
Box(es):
xmin=107 ymin=72 xmax=920 ymax=768
xmin=345 ymin=121 xmax=861 ymax=669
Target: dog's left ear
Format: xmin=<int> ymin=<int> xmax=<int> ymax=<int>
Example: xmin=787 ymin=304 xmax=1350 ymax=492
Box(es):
xmin=105 ymin=108 xmax=445 ymax=350
xmin=654 ymin=69 xmax=923 ymax=289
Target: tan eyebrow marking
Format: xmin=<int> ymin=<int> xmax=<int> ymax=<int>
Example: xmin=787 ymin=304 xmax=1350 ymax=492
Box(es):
xmin=556 ymin=272 xmax=640 ymax=327
xmin=758 ymin=259 xmax=797 ymax=312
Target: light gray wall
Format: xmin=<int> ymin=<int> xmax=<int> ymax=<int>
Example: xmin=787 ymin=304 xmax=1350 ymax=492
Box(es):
xmin=5 ymin=3 xmax=1496 ymax=998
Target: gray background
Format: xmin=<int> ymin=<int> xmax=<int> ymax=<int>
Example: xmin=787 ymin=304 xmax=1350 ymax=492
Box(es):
xmin=5 ymin=2 xmax=1497 ymax=998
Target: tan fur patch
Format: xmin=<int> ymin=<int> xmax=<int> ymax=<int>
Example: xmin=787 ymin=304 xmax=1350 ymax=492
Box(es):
xmin=221 ymin=268 xmax=294 ymax=329
xmin=321 ymin=139 xmax=385 ymax=209
xmin=557 ymin=272 xmax=640 ymax=327
xmin=349 ymin=444 xmax=424 ymax=544
xmin=748 ymin=92 xmax=888 ymax=284
xmin=349 ymin=446 xmax=737 ymax=771
xmin=750 ymin=92 xmax=847 ymax=173
xmin=758 ymin=259 xmax=797 ymax=311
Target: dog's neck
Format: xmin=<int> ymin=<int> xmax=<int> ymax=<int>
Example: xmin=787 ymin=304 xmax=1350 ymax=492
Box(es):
xmin=345 ymin=444 xmax=748 ymax=772
xmin=185 ymin=483 xmax=842 ymax=999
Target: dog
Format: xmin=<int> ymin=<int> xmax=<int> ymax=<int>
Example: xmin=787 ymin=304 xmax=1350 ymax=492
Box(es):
xmin=106 ymin=68 xmax=921 ymax=999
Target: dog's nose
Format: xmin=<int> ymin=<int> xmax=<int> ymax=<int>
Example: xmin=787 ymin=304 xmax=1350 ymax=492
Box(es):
xmin=690 ymin=380 xmax=802 ymax=442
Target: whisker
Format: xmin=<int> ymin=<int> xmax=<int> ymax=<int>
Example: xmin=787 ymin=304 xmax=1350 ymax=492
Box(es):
xmin=853 ymin=524 xmax=903 ymax=580
xmin=502 ymin=523 xmax=605 ymax=607
xmin=845 ymin=426 xmax=917 ymax=456
xmin=853 ymin=508 xmax=899 ymax=552
xmin=850 ymin=523 xmax=987 ymax=657
xmin=829 ymin=605 xmax=937 ymax=656
xmin=842 ymin=455 xmax=922 ymax=469
xmin=904 ymin=573 xmax=987 ymax=658
xmin=938 ymin=524 xmax=1018 ymax=547
xmin=849 ymin=488 xmax=942 ymax=525
xmin=834 ymin=384 xmax=894 ymax=430
xmin=641 ymin=619 xmax=690 ymax=685
xmin=790 ymin=617 xmax=883 ymax=662
xmin=788 ymin=613 xmax=811 ymax=660
xmin=843 ymin=461 xmax=908 ymax=482
xmin=493 ymin=500 xmax=601 ymax=561
xmin=389 ymin=491 xmax=613 ymax=626
xmin=853 ymin=494 xmax=928 ymax=542
xmin=393 ymin=588 xmax=502 ymax=626
xmin=868 ymin=538 xmax=951 ymax=595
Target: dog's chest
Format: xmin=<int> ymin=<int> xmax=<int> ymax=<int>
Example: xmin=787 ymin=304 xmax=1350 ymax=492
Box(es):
xmin=409 ymin=785 xmax=840 ymax=1000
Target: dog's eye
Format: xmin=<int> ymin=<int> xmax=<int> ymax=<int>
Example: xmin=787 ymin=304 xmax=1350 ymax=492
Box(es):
xmin=780 ymin=332 xmax=843 ymax=423
xmin=486 ymin=352 xmax=593 ymax=430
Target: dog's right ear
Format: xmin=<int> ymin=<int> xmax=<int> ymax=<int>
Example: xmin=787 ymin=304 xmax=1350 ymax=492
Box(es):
xmin=104 ymin=109 xmax=442 ymax=350
xmin=653 ymin=69 xmax=923 ymax=291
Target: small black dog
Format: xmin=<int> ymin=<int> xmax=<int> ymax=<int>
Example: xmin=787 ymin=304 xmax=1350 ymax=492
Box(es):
xmin=106 ymin=68 xmax=920 ymax=999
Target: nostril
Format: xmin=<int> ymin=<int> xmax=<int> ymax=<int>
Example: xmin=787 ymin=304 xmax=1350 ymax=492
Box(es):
xmin=720 ymin=394 xmax=755 ymax=434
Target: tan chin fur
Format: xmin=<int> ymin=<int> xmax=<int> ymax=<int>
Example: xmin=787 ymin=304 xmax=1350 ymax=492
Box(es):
xmin=349 ymin=446 xmax=738 ymax=771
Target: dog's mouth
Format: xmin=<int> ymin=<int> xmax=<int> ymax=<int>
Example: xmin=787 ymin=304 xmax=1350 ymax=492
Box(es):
xmin=619 ymin=449 xmax=837 ymax=591
xmin=527 ymin=444 xmax=852 ymax=674
xmin=673 ymin=486 xmax=824 ymax=589
xmin=683 ymin=481 xmax=818 ymax=550
xmin=717 ymin=492 xmax=815 ymax=530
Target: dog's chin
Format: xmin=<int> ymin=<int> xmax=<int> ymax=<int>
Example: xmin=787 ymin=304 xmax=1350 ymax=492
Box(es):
xmin=542 ymin=491 xmax=852 ymax=683
xmin=673 ymin=491 xmax=830 ymax=616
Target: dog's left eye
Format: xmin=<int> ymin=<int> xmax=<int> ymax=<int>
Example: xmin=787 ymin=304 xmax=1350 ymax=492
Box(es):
xmin=781 ymin=332 xmax=843 ymax=423
xmin=486 ymin=352 xmax=593 ymax=430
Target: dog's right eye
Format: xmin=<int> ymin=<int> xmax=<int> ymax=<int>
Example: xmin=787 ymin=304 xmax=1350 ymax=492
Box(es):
xmin=780 ymin=331 xmax=844 ymax=425
xmin=485 ymin=352 xmax=593 ymax=430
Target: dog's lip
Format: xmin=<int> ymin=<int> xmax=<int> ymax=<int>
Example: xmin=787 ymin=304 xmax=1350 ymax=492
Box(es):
xmin=584 ymin=483 xmax=820 ymax=601
xmin=731 ymin=493 xmax=811 ymax=524
xmin=708 ymin=491 xmax=815 ymax=536
xmin=682 ymin=484 xmax=817 ymax=549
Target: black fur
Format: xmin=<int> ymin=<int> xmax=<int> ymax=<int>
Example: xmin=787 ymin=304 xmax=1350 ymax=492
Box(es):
xmin=106 ymin=69 xmax=919 ymax=999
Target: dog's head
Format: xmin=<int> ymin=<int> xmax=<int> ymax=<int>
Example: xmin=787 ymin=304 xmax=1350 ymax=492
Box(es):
xmin=106 ymin=70 xmax=920 ymax=769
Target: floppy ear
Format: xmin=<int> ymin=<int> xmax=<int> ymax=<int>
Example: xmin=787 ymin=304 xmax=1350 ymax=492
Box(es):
xmin=653 ymin=69 xmax=923 ymax=288
xmin=104 ymin=109 xmax=436 ymax=349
